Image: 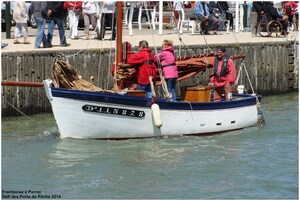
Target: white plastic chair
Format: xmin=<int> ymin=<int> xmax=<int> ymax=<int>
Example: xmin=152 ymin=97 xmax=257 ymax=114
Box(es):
xmin=178 ymin=8 xmax=197 ymax=34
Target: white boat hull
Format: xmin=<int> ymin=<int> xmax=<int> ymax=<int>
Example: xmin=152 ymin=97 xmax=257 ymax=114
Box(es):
xmin=44 ymin=80 xmax=259 ymax=139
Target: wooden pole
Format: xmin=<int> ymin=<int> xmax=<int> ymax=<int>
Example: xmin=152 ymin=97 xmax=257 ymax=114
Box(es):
xmin=1 ymin=81 xmax=44 ymax=87
xmin=113 ymin=1 xmax=123 ymax=91
xmin=116 ymin=1 xmax=123 ymax=65
xmin=176 ymin=54 xmax=246 ymax=61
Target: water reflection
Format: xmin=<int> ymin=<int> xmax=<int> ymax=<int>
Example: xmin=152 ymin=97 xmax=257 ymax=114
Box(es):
xmin=48 ymin=139 xmax=99 ymax=168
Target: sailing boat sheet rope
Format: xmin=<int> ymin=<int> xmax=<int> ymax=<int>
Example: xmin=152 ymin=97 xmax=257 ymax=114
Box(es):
xmin=2 ymin=97 xmax=60 ymax=138
xmin=142 ymin=2 xmax=170 ymax=98
xmin=235 ymin=60 xmax=256 ymax=95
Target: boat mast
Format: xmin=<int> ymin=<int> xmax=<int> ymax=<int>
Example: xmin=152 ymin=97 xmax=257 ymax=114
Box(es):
xmin=116 ymin=1 xmax=122 ymax=65
xmin=112 ymin=1 xmax=123 ymax=91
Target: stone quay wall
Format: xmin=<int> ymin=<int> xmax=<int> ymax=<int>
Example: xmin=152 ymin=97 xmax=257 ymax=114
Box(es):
xmin=1 ymin=41 xmax=298 ymax=117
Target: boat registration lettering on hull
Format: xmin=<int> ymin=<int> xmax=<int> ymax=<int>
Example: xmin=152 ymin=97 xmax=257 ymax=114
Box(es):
xmin=82 ymin=105 xmax=145 ymax=118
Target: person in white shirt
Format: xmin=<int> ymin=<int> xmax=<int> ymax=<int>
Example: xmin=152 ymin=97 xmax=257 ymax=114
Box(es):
xmin=99 ymin=1 xmax=116 ymax=40
xmin=173 ymin=0 xmax=184 ymax=28
xmin=64 ymin=1 xmax=82 ymax=40
xmin=82 ymin=1 xmax=100 ymax=39
xmin=13 ymin=1 xmax=31 ymax=44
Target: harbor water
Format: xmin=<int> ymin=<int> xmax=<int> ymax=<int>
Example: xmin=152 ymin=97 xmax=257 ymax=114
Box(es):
xmin=2 ymin=92 xmax=298 ymax=199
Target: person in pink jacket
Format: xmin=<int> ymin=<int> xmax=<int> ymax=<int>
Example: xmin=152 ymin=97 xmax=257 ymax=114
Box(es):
xmin=209 ymin=47 xmax=236 ymax=102
xmin=157 ymin=40 xmax=178 ymax=101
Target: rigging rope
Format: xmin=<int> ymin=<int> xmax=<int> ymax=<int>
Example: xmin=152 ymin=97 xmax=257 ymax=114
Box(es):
xmin=142 ymin=2 xmax=170 ymax=99
xmin=235 ymin=59 xmax=243 ymax=86
xmin=166 ymin=1 xmax=214 ymax=59
xmin=2 ymin=97 xmax=60 ymax=138
xmin=166 ymin=2 xmax=191 ymax=53
xmin=235 ymin=59 xmax=255 ymax=94
xmin=230 ymin=30 xmax=245 ymax=55
xmin=242 ymin=61 xmax=255 ymax=94
xmin=234 ymin=59 xmax=265 ymax=125
xmin=191 ymin=4 xmax=212 ymax=53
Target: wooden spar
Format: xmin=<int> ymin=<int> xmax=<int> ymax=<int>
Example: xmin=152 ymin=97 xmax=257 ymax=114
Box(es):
xmin=176 ymin=54 xmax=246 ymax=61
xmin=112 ymin=1 xmax=123 ymax=91
xmin=116 ymin=1 xmax=122 ymax=65
xmin=1 ymin=81 xmax=44 ymax=87
xmin=232 ymin=54 xmax=246 ymax=60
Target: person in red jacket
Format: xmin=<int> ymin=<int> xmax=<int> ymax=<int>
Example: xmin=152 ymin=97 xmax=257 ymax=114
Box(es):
xmin=283 ymin=1 xmax=298 ymax=27
xmin=111 ymin=41 xmax=133 ymax=75
xmin=111 ymin=41 xmax=137 ymax=90
xmin=209 ymin=47 xmax=236 ymax=102
xmin=127 ymin=40 xmax=157 ymax=98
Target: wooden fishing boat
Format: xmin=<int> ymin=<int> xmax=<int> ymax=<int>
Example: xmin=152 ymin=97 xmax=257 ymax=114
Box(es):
xmin=39 ymin=2 xmax=264 ymax=139
xmin=43 ymin=79 xmax=260 ymax=139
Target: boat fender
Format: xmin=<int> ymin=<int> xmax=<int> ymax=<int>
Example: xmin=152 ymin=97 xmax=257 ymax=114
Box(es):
xmin=257 ymin=114 xmax=265 ymax=125
xmin=151 ymin=104 xmax=163 ymax=128
xmin=257 ymin=102 xmax=266 ymax=125
xmin=257 ymin=111 xmax=266 ymax=125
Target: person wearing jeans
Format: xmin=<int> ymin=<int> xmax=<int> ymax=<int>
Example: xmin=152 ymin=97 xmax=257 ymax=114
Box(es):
xmin=194 ymin=1 xmax=218 ymax=35
xmin=166 ymin=79 xmax=177 ymax=101
xmin=32 ymin=2 xmax=51 ymax=48
xmin=127 ymin=40 xmax=158 ymax=99
xmin=138 ymin=84 xmax=152 ymax=99
xmin=156 ymin=40 xmax=178 ymax=101
xmin=47 ymin=2 xmax=70 ymax=47
xmin=34 ymin=17 xmax=48 ymax=48
xmin=47 ymin=18 xmax=68 ymax=46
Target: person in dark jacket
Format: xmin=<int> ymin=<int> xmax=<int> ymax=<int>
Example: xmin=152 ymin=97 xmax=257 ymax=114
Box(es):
xmin=46 ymin=2 xmax=70 ymax=47
xmin=217 ymin=1 xmax=231 ymax=30
xmin=263 ymin=1 xmax=289 ymax=35
xmin=194 ymin=1 xmax=218 ymax=35
xmin=251 ymin=2 xmax=264 ymax=37
xmin=32 ymin=2 xmax=51 ymax=48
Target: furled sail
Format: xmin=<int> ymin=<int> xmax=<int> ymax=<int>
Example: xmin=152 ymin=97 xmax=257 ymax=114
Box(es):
xmin=116 ymin=54 xmax=245 ymax=89
xmin=52 ymin=56 xmax=103 ymax=92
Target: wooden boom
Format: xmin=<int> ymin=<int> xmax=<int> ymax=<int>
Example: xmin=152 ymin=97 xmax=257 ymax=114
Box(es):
xmin=1 ymin=81 xmax=44 ymax=87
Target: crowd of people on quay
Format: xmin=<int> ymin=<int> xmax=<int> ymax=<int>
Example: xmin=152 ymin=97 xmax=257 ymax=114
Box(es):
xmin=181 ymin=1 xmax=298 ymax=36
xmin=1 ymin=1 xmax=298 ymax=49
xmin=2 ymin=1 xmax=118 ymax=48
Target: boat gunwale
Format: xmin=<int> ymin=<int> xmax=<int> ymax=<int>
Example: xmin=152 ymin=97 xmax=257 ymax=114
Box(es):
xmin=50 ymin=87 xmax=258 ymax=111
